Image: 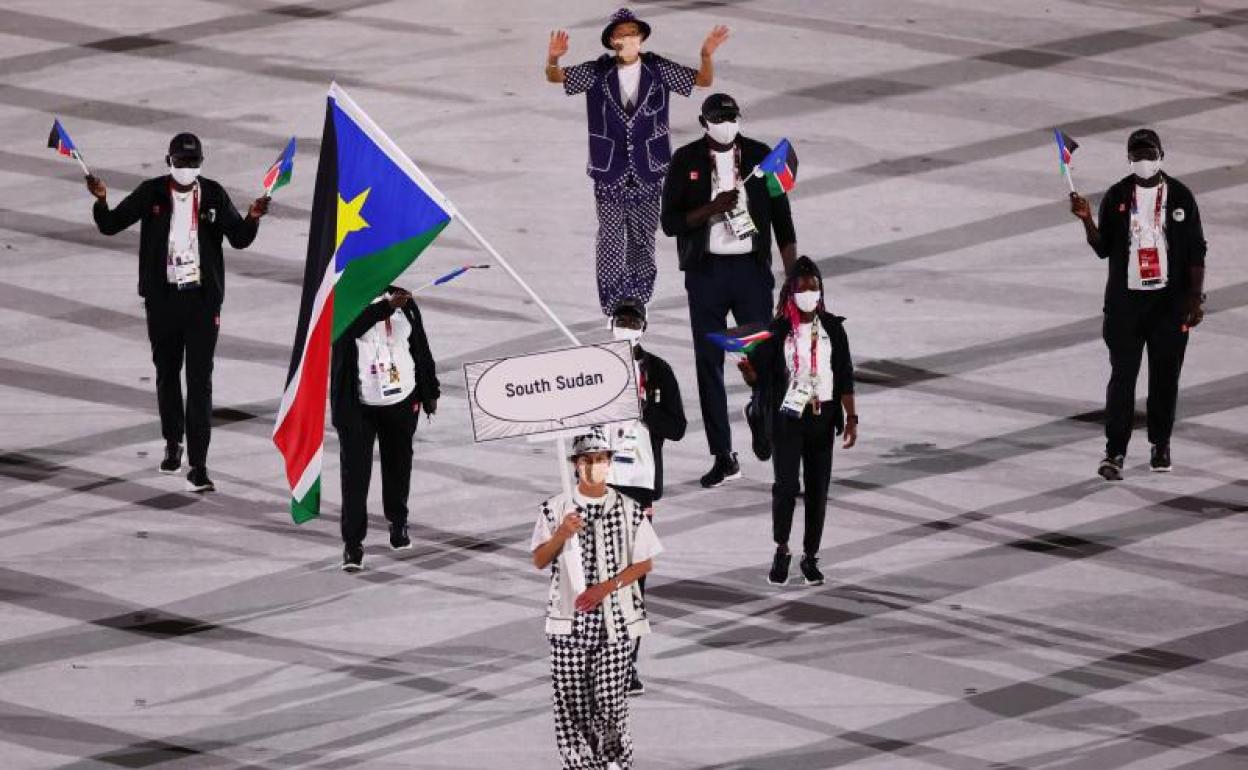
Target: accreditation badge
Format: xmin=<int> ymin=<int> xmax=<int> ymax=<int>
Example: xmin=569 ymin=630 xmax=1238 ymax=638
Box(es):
xmin=1137 ymin=247 xmax=1162 ymax=285
xmin=171 ymin=250 xmax=201 ymax=290
xmin=380 ymin=362 xmax=403 ymax=397
xmin=780 ymin=380 xmax=814 ymax=419
xmin=725 ymin=183 xmax=758 ymax=241
xmin=612 ymin=423 xmax=642 ymax=466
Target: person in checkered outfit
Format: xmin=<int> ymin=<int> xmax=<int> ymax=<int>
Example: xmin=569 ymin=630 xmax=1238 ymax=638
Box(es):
xmin=531 ymin=428 xmax=663 ymax=770
xmin=544 ymin=8 xmax=730 ymax=317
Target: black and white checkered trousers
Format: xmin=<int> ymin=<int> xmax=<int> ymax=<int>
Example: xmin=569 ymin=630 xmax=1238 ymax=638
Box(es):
xmin=549 ymin=635 xmax=634 ymax=770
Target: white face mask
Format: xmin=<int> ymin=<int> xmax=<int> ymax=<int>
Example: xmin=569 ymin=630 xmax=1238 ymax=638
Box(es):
xmin=579 ymin=459 xmax=610 ymax=486
xmin=794 ymin=290 xmax=821 ymax=313
xmin=706 ymin=120 xmax=739 ymax=146
xmin=1131 ymin=159 xmax=1162 ymax=181
xmin=612 ymin=325 xmax=643 ymax=343
xmin=169 ymin=164 xmax=201 ymax=186
xmin=613 ymin=35 xmax=642 ymax=60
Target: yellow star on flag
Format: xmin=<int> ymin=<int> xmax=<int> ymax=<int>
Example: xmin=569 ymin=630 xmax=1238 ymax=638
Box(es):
xmin=336 ymin=188 xmax=371 ymax=252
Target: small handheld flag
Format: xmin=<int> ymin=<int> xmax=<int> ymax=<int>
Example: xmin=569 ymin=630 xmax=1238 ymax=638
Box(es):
xmin=708 ymin=323 xmax=773 ymax=355
xmin=263 ymin=136 xmax=296 ymax=194
xmin=47 ymin=118 xmax=89 ymax=175
xmin=412 ymin=264 xmax=490 ymax=294
xmin=753 ymin=138 xmax=798 ymax=197
xmin=1055 ymin=129 xmax=1078 ymax=193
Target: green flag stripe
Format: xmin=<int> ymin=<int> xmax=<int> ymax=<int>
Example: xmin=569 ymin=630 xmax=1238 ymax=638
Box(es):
xmin=290 ymin=477 xmax=321 ymax=524
xmin=331 ymin=221 xmax=450 ymax=341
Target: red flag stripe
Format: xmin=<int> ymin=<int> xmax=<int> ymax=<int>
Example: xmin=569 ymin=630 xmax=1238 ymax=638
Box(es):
xmin=775 ymin=165 xmax=795 ymax=192
xmin=273 ymin=290 xmax=334 ymax=490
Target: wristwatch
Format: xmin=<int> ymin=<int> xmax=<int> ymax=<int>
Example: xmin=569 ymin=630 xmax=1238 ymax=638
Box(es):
xmin=846 ymin=414 xmax=860 ymax=425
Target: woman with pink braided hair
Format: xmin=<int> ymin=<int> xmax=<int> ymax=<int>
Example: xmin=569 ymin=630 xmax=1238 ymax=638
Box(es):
xmin=738 ymin=256 xmax=858 ymax=587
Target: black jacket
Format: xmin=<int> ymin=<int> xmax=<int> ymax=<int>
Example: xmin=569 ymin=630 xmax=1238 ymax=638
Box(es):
xmin=636 ymin=346 xmax=686 ymax=501
xmin=747 ymin=313 xmax=855 ymax=442
xmin=330 ymin=297 xmax=440 ymax=428
xmin=92 ymin=175 xmax=259 ymax=306
xmin=660 ymin=135 xmax=797 ymax=271
xmin=1093 ymin=173 xmax=1206 ymax=310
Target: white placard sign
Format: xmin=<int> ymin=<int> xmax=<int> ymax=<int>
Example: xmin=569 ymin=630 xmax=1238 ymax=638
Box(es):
xmin=463 ymin=341 xmax=640 ymax=442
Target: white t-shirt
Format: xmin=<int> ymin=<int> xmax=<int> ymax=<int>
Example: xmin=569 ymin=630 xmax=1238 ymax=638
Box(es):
xmin=1128 ymin=183 xmax=1169 ymax=291
xmin=617 ymin=59 xmax=642 ymax=109
xmin=708 ymin=149 xmax=752 ymax=255
xmin=785 ymin=321 xmax=834 ymax=403
xmin=166 ymin=184 xmax=200 ymax=284
xmin=355 ymin=307 xmax=417 ymax=406
xmin=607 ymin=419 xmax=655 ymax=491
xmin=607 ymin=357 xmax=655 ymax=491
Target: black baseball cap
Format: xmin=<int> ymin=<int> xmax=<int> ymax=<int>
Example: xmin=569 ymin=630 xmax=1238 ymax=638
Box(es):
xmin=1127 ymin=128 xmax=1162 ymax=154
xmin=612 ymin=297 xmax=647 ymax=323
xmin=701 ymin=93 xmax=740 ymax=123
xmin=168 ymin=132 xmax=203 ymax=162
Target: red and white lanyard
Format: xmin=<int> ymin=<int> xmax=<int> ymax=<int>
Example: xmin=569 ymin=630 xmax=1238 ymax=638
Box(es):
xmin=709 ymin=143 xmax=742 ymax=191
xmin=1130 ymin=182 xmax=1165 ymax=237
xmin=169 ymin=179 xmax=200 ymax=237
xmin=372 ymin=314 xmax=397 ymax=365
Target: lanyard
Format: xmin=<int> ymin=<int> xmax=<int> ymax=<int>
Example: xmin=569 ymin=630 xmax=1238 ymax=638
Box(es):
xmin=788 ymin=322 xmax=821 ymax=388
xmin=1130 ymin=182 xmax=1165 ymax=234
xmin=169 ymin=180 xmax=199 ymax=236
xmin=708 ymin=143 xmax=741 ymax=192
xmin=371 ymin=311 xmax=399 ymax=366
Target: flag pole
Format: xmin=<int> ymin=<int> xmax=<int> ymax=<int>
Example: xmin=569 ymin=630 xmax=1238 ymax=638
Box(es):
xmin=73 ymin=153 xmax=90 ymax=177
xmin=1064 ymin=165 xmax=1076 ymax=194
xmin=451 ymin=210 xmax=582 ymax=504
xmin=452 ymin=212 xmax=581 ymax=348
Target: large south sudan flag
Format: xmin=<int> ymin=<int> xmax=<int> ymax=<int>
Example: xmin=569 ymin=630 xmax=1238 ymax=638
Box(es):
xmin=273 ymin=83 xmax=455 ymax=523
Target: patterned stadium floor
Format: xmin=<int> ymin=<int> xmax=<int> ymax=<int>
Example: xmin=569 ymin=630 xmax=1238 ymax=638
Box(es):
xmin=1 ymin=1 xmax=1246 ymax=768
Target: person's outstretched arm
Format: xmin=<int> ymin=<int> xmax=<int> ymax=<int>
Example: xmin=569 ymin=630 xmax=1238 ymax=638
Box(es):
xmin=695 ymin=25 xmax=730 ymax=87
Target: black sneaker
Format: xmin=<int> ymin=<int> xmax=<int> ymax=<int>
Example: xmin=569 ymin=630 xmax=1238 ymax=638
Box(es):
xmin=628 ymin=672 xmax=645 ymax=696
xmin=185 ymin=466 xmax=215 ymax=493
xmin=700 ymin=452 xmax=741 ymax=488
xmin=743 ymin=402 xmax=771 ymax=461
xmin=342 ymin=545 xmax=364 ymax=572
xmin=389 ymin=524 xmax=412 ymax=551
xmin=1098 ymin=454 xmax=1124 ymax=481
xmin=1150 ymin=445 xmax=1172 ymax=473
xmin=767 ymin=548 xmax=791 ymax=586
xmin=800 ymin=555 xmax=825 ymax=586
xmin=159 ymin=443 xmax=183 ymax=474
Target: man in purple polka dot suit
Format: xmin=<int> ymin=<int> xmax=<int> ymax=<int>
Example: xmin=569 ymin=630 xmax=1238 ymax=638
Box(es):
xmin=545 ymin=8 xmax=731 ymax=317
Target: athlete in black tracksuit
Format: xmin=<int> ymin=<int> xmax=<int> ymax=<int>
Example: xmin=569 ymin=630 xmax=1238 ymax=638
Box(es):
xmin=742 ymin=257 xmax=858 ymax=588
xmin=1069 ymin=129 xmax=1207 ymax=480
xmin=330 ymin=286 xmax=440 ymax=571
xmin=605 ymin=297 xmax=686 ymax=695
xmin=87 ymin=132 xmax=268 ymax=492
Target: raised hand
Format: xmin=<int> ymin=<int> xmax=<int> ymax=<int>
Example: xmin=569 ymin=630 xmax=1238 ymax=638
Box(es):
xmin=248 ymin=195 xmax=270 ymax=220
xmin=548 ymin=30 xmax=569 ymax=60
xmin=387 ymin=289 xmax=412 ymax=309
xmin=701 ymin=25 xmax=730 ymax=57
xmin=1069 ymin=192 xmax=1092 ymax=221
xmin=86 ymin=174 xmax=107 ymax=201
